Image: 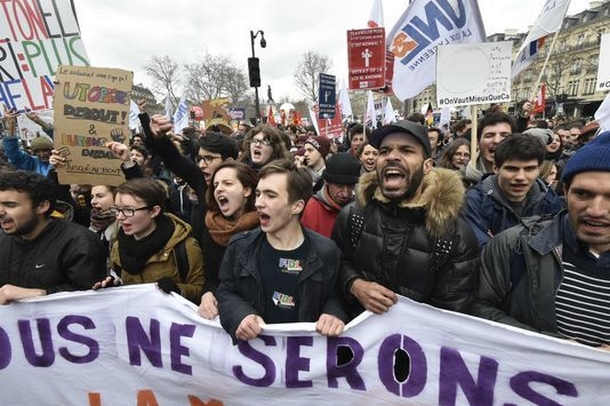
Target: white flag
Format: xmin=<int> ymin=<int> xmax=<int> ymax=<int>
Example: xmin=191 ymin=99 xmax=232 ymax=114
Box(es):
xmin=368 ymin=0 xmax=383 ymax=27
xmin=173 ymin=95 xmax=189 ymax=134
xmin=383 ymin=97 xmax=396 ymax=125
xmin=129 ymin=99 xmax=140 ymax=131
xmin=164 ymin=95 xmax=172 ymax=118
xmin=439 ymin=106 xmax=451 ymax=129
xmin=511 ymin=0 xmax=571 ymax=77
xmin=595 ymin=91 xmax=610 ymax=132
xmin=308 ymin=106 xmax=321 ymax=136
xmin=386 ymin=0 xmax=486 ymax=100
xmin=338 ymin=79 xmax=353 ymax=119
xmin=365 ymin=90 xmax=376 ymax=129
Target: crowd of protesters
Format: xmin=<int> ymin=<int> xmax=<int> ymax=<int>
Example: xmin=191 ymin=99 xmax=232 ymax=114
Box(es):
xmin=1 ymin=100 xmax=609 ymax=351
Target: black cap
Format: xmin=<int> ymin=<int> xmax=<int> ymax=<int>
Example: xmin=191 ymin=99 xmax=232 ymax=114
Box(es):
xmin=369 ymin=120 xmax=431 ymax=157
xmin=322 ymin=153 xmax=361 ymax=185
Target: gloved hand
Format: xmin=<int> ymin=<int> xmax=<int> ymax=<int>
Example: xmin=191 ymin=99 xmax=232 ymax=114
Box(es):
xmin=157 ymin=278 xmax=181 ymax=295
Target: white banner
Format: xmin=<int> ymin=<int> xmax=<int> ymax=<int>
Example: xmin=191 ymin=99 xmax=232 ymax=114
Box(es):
xmin=597 ymin=33 xmax=610 ymax=91
xmin=386 ymin=0 xmax=486 ymax=100
xmin=1 ymin=284 xmax=610 ymax=405
xmin=0 ymin=0 xmax=89 ymax=112
xmin=437 ymin=41 xmax=512 ymax=107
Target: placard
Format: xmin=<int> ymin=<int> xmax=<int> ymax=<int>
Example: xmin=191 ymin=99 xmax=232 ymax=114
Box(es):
xmin=437 ymin=41 xmax=512 ymax=107
xmin=53 ymin=65 xmax=133 ymax=186
xmin=0 ymin=0 xmax=89 ymax=112
xmin=347 ymin=28 xmax=386 ymax=90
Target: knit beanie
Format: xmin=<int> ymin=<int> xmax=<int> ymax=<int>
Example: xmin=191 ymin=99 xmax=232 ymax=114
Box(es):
xmin=30 ymin=136 xmax=54 ymax=151
xmin=522 ymin=128 xmax=553 ymax=146
xmin=305 ymin=136 xmax=331 ymax=159
xmin=322 ymin=152 xmax=361 ymax=184
xmin=562 ymin=131 xmax=610 ymax=183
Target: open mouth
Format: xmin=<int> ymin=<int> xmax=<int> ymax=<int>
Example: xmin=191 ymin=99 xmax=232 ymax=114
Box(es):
xmin=382 ymin=168 xmax=406 ymax=188
xmin=252 ymin=149 xmax=262 ymax=158
xmin=582 ymin=219 xmax=610 ymax=231
xmin=217 ymin=195 xmax=230 ymax=212
xmin=0 ymin=218 xmax=14 ymax=229
xmin=258 ymin=212 xmax=271 ymax=227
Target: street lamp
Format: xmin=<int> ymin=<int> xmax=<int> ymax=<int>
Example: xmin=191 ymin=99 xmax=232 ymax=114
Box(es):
xmin=249 ymin=29 xmax=266 ymax=122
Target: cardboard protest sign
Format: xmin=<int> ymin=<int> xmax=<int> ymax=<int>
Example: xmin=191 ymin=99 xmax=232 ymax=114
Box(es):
xmin=53 ymin=65 xmax=133 ymax=186
xmin=0 ymin=0 xmax=89 ymax=112
xmin=436 ymin=41 xmax=512 ymax=107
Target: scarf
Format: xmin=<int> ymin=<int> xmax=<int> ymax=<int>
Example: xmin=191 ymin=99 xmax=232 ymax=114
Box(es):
xmin=205 ymin=210 xmax=259 ymax=247
xmin=117 ymin=214 xmax=175 ymax=275
xmin=90 ymin=208 xmax=116 ymax=232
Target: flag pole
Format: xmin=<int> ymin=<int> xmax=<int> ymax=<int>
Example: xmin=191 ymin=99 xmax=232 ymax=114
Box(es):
xmin=470 ymin=105 xmax=478 ymax=163
xmin=530 ymin=30 xmax=560 ymax=101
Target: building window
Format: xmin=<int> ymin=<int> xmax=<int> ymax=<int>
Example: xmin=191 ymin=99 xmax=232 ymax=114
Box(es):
xmin=568 ymin=80 xmax=580 ymax=97
xmin=583 ymin=78 xmax=596 ymax=95
xmin=570 ymin=59 xmax=582 ymax=75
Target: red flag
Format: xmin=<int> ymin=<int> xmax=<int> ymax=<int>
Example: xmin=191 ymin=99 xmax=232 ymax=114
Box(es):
xmin=531 ymin=84 xmax=546 ymax=115
xmin=267 ymin=106 xmax=276 ymax=126
xmin=293 ymin=110 xmax=302 ymax=126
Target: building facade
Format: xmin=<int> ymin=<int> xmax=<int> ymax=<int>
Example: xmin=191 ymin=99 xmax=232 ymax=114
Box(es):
xmin=408 ymin=1 xmax=609 ymax=119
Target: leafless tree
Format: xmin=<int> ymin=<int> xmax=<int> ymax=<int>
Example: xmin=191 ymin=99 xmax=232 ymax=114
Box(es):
xmin=184 ymin=54 xmax=250 ymax=105
xmin=293 ymin=51 xmax=332 ymax=105
xmin=144 ymin=55 xmax=182 ymax=112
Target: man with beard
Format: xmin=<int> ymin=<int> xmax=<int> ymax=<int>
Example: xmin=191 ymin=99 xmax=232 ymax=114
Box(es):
xmin=471 ymin=132 xmax=610 ymax=348
xmin=461 ymin=134 xmax=564 ymax=248
xmin=0 ymin=170 xmax=106 ymax=304
xmin=332 ymin=120 xmax=479 ymax=318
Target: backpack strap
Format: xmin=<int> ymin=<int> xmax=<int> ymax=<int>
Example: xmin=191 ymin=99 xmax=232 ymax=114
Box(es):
xmin=174 ymin=239 xmax=190 ymax=283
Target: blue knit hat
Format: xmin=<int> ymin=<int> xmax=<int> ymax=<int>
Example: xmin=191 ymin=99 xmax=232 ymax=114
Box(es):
xmin=562 ymin=131 xmax=610 ymax=183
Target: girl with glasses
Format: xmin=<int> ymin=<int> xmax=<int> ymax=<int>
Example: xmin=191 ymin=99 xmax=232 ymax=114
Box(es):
xmin=239 ymin=125 xmax=291 ymax=171
xmin=101 ymin=177 xmax=204 ymax=303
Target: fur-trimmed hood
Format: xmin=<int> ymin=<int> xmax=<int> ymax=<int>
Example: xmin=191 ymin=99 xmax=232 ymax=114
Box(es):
xmin=356 ymin=168 xmax=466 ymax=238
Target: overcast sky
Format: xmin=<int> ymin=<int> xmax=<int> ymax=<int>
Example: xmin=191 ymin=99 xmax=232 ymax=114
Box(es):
xmin=74 ymin=0 xmax=593 ymax=102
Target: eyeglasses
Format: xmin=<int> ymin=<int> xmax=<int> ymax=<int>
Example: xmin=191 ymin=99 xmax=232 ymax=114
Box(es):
xmin=109 ymin=206 xmax=150 ymax=217
xmin=251 ymin=138 xmax=271 ymax=147
xmin=195 ymin=154 xmax=222 ymax=165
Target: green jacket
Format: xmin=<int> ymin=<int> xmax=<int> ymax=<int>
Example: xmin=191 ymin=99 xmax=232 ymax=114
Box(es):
xmin=111 ymin=213 xmax=204 ymax=303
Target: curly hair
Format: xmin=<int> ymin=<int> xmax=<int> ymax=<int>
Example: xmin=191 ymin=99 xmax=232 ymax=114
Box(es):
xmin=0 ymin=170 xmax=57 ymax=216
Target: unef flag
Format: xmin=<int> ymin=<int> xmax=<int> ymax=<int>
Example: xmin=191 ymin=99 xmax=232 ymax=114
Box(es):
xmin=386 ymin=0 xmax=486 ymax=100
xmin=532 ymin=84 xmax=546 ymax=115
xmin=511 ymin=0 xmax=572 ymax=77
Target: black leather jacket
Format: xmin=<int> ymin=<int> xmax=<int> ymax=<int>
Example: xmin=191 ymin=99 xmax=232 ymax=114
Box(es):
xmin=332 ymin=169 xmax=480 ymax=318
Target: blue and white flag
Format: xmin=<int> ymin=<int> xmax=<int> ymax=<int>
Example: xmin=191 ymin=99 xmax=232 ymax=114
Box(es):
xmin=173 ymin=95 xmax=189 ymax=134
xmin=386 ymin=0 xmax=486 ymax=100
xmin=511 ymin=0 xmax=572 ymax=78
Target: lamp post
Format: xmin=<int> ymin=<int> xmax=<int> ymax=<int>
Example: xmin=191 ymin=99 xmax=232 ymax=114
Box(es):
xmin=249 ymin=30 xmax=266 ymax=122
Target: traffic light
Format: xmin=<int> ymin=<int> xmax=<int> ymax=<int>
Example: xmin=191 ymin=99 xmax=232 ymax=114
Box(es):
xmin=248 ymin=57 xmax=261 ymax=88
